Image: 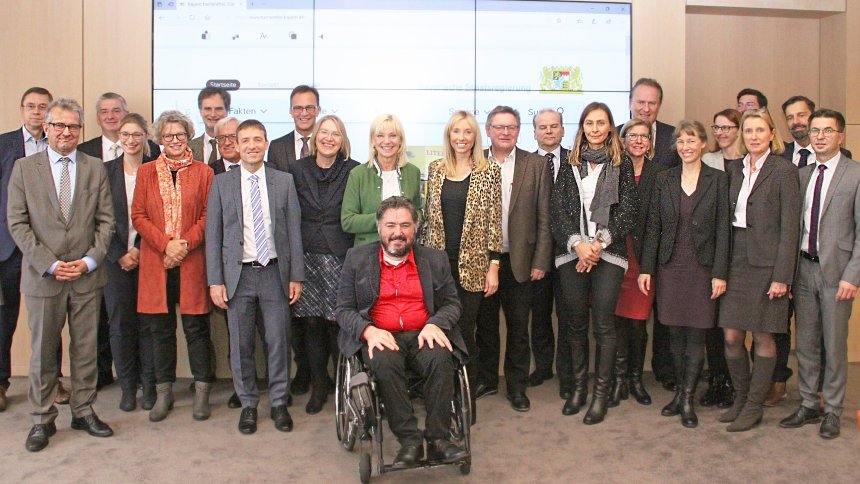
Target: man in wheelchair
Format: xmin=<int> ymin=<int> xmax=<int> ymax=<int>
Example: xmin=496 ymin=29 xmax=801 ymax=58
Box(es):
xmin=336 ymin=196 xmax=469 ymax=467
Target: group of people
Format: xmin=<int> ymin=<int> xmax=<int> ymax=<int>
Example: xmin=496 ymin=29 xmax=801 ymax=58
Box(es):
xmin=0 ymin=78 xmax=855 ymax=462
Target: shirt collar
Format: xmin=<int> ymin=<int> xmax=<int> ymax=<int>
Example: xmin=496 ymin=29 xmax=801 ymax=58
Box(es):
xmin=378 ymin=246 xmax=416 ymax=268
xmin=372 ymin=158 xmax=401 ymax=177
xmin=22 ymin=126 xmax=45 ymax=144
xmin=47 ymin=146 xmax=77 ymax=164
xmin=488 ymin=146 xmax=516 ymax=164
xmin=240 ymin=164 xmax=266 ymax=182
xmin=816 ymin=152 xmax=841 ymax=170
xmin=102 ymin=135 xmax=121 ymax=152
xmin=537 ymin=146 xmax=561 ymax=159
xmin=743 ymin=149 xmax=771 ymax=172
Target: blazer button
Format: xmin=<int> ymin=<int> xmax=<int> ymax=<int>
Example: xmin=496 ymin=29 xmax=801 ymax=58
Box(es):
xmin=239 ymin=241 xmax=243 ymax=245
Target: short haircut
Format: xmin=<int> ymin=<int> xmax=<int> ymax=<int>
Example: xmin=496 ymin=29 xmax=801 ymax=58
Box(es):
xmin=237 ymin=119 xmax=268 ymax=140
xmin=736 ymin=88 xmax=768 ymax=108
xmin=368 ymin=113 xmax=408 ymax=167
xmin=290 ymin=84 xmax=320 ymax=106
xmin=20 ymin=87 xmax=52 ymax=105
xmin=620 ymin=118 xmax=654 ymax=159
xmin=309 ymin=114 xmax=351 ymax=160
xmin=809 ymin=109 xmax=846 ymax=132
xmin=152 ymin=110 xmax=195 ymax=141
xmin=96 ymin=92 xmax=128 ymax=113
xmin=118 ymin=112 xmax=152 ymax=158
xmin=376 ymin=195 xmax=418 ymax=223
xmin=532 ymin=108 xmax=563 ymax=129
xmin=214 ymin=116 xmax=240 ymax=136
xmin=673 ymin=119 xmax=709 ymax=144
xmin=781 ymin=95 xmax=815 ymax=115
xmin=485 ymin=105 xmax=521 ymax=129
xmin=197 ymin=86 xmax=231 ymax=111
xmin=45 ymin=98 xmax=84 ymax=125
xmin=629 ymin=78 xmax=664 ymax=103
xmin=736 ymin=109 xmax=784 ymax=156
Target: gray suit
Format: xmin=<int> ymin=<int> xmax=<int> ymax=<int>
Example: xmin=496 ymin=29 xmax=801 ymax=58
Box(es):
xmin=793 ymin=155 xmax=860 ymax=416
xmin=6 ymin=150 xmax=114 ymax=423
xmin=205 ymin=166 xmax=304 ymax=407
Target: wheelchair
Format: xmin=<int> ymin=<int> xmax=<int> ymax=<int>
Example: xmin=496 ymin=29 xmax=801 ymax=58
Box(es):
xmin=334 ymin=352 xmax=472 ymax=483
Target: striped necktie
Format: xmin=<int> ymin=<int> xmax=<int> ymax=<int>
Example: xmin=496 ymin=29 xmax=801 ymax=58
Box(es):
xmin=58 ymin=157 xmax=72 ymax=221
xmin=249 ymin=174 xmax=271 ymax=266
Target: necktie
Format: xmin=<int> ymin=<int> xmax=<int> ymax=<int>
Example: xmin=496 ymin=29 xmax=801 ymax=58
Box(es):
xmin=808 ymin=164 xmax=827 ymax=257
xmin=110 ymin=143 xmax=120 ymax=160
xmin=249 ymin=174 xmax=271 ymax=266
xmin=545 ymin=152 xmax=555 ymax=181
xmin=228 ymin=163 xmax=238 ymax=171
xmin=798 ymin=148 xmax=811 ymax=168
xmin=208 ymin=138 xmax=218 ymax=165
xmin=300 ymin=137 xmax=309 ymax=158
xmin=58 ymin=157 xmax=72 ymax=221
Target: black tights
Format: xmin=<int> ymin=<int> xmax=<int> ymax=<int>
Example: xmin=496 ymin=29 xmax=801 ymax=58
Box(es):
xmin=669 ymin=326 xmax=706 ymax=389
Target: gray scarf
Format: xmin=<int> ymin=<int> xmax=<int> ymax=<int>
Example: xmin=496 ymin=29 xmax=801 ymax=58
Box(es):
xmin=579 ymin=147 xmax=619 ymax=231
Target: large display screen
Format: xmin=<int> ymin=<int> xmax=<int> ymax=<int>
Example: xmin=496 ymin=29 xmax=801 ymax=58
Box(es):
xmin=153 ymin=0 xmax=631 ymax=169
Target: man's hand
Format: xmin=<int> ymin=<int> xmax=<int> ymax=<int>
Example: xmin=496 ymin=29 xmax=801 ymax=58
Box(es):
xmin=288 ymin=282 xmax=303 ymax=304
xmin=362 ymin=325 xmax=399 ymax=359
xmin=836 ymin=280 xmax=858 ymax=301
xmin=417 ymin=323 xmax=453 ymax=352
xmin=210 ymin=285 xmax=229 ymax=309
xmin=119 ymin=248 xmax=139 ymax=271
xmin=767 ymin=282 xmax=788 ymax=300
xmin=165 ymin=239 xmax=188 ymax=261
xmin=530 ymin=268 xmax=545 ymax=281
xmin=55 ymin=260 xmax=87 ymax=281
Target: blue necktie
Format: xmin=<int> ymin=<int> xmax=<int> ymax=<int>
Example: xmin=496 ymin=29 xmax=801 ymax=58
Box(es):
xmin=249 ymin=174 xmax=271 ymax=265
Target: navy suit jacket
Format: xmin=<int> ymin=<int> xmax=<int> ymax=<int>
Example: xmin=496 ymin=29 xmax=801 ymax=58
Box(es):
xmin=78 ymin=135 xmax=161 ymax=161
xmin=103 ymin=155 xmax=152 ymax=263
xmin=0 ymin=128 xmax=27 ymax=261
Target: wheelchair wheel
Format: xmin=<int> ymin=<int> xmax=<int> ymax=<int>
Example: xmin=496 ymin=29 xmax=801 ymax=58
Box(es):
xmin=336 ymin=355 xmax=359 ymax=451
xmin=451 ymin=366 xmax=472 ymax=452
xmin=359 ymin=450 xmax=371 ymax=483
xmin=460 ymin=462 xmax=471 ymax=475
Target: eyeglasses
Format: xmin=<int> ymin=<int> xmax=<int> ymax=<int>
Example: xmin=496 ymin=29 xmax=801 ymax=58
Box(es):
xmin=625 ymin=133 xmax=651 ymax=141
xmin=809 ymin=127 xmax=841 ymax=137
xmin=317 ymin=129 xmax=342 ymax=139
xmin=22 ymin=103 xmax=48 ymax=111
xmin=48 ymin=122 xmax=82 ymax=133
xmin=490 ymin=124 xmax=519 ymax=133
xmin=711 ymin=125 xmax=738 ymax=133
xmin=291 ymin=105 xmax=318 ymax=114
xmin=216 ymin=134 xmax=238 ymax=143
xmin=161 ymin=133 xmax=187 ymax=142
xmin=119 ymin=131 xmax=145 ymax=140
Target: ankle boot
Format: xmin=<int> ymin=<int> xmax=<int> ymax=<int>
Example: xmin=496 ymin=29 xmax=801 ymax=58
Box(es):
xmin=727 ymin=356 xmax=775 ymax=432
xmin=119 ymin=385 xmax=137 ymax=412
xmin=584 ymin=340 xmax=614 ymax=425
xmin=698 ymin=373 xmax=718 ymax=407
xmin=719 ymin=355 xmax=750 ymax=423
xmin=716 ymin=374 xmax=735 ymax=409
xmin=562 ymin=334 xmax=589 ymax=416
xmin=149 ymin=383 xmax=174 ymax=422
xmin=627 ymin=320 xmax=651 ymax=405
xmin=662 ymin=345 xmax=686 ymax=416
xmin=193 ymin=381 xmax=212 ymax=421
xmin=305 ymin=377 xmax=329 ymax=415
xmin=681 ymin=357 xmax=703 ymax=428
xmin=142 ymin=384 xmax=157 ymax=410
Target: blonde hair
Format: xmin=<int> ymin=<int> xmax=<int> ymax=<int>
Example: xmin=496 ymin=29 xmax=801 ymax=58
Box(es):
xmin=620 ymin=118 xmax=654 ymax=159
xmin=442 ymin=111 xmax=489 ymax=176
xmin=570 ymin=102 xmax=623 ymax=167
xmin=368 ymin=113 xmax=407 ymax=167
xmin=119 ymin=112 xmax=152 ymax=158
xmin=310 ymin=115 xmax=351 ymax=160
xmin=735 ymin=109 xmax=785 ymax=156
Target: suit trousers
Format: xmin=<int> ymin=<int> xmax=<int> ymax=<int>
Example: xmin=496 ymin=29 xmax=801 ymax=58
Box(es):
xmin=26 ymin=283 xmax=101 ymax=424
xmin=0 ymin=248 xmax=22 ymax=389
xmin=141 ymin=268 xmax=214 ymax=384
xmin=530 ymin=268 xmax=572 ymax=379
xmin=363 ymin=330 xmax=455 ymax=445
xmin=476 ymin=255 xmax=532 ymax=394
xmin=227 ymin=263 xmax=291 ymax=408
xmin=793 ymin=258 xmax=851 ymax=416
xmin=104 ymin=263 xmax=154 ymax=390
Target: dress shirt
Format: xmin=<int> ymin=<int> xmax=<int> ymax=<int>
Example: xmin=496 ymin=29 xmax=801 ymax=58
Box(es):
xmin=369 ymin=248 xmax=428 ymax=333
xmin=537 ymin=145 xmax=562 ymax=183
xmin=46 ymin=147 xmax=97 ymax=273
xmin=580 ymin=162 xmax=605 ymax=237
xmin=240 ymin=165 xmax=277 ymax=262
xmin=791 ymin=141 xmax=816 ymax=167
xmin=203 ymin=132 xmax=218 ymax=163
xmin=22 ymin=126 xmax=48 ymax=156
xmin=801 ymin=153 xmax=840 ymax=252
xmin=489 ymin=147 xmax=516 ymax=252
xmin=651 ymin=122 xmax=658 ymax=150
xmin=125 ymin=171 xmax=138 ymax=250
xmin=101 ymin=135 xmax=123 ymax=161
xmin=732 ymin=149 xmax=770 ymax=228
xmin=223 ymin=160 xmax=241 ymax=172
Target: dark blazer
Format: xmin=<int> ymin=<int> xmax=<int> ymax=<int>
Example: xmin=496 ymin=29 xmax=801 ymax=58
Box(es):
xmin=0 ymin=128 xmax=27 ymax=261
xmin=781 ymin=141 xmax=852 ymax=162
xmin=78 ymin=135 xmax=161 ymax=161
xmin=640 ymin=164 xmax=731 ymax=280
xmin=292 ymin=154 xmax=359 ymax=258
xmin=630 ymin=157 xmax=665 ymax=260
xmin=727 ymin=154 xmax=801 ymax=284
xmin=103 ymin=155 xmax=152 ymax=263
xmin=533 ymin=146 xmax=570 ymax=184
xmin=208 ymin=157 xmax=240 ymax=176
xmin=335 ymin=242 xmax=465 ymax=361
xmin=483 ymin=147 xmax=553 ymax=282
xmin=267 ymin=131 xmax=297 ymax=173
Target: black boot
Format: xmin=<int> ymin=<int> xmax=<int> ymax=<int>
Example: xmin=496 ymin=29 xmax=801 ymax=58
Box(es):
xmin=661 ymin=342 xmax=686 ymax=417
xmin=716 ymin=374 xmax=735 ymax=409
xmin=562 ymin=335 xmax=589 ymax=416
xmin=698 ymin=373 xmax=718 ymax=407
xmin=627 ymin=320 xmax=651 ymax=405
xmin=608 ymin=318 xmax=629 ymax=408
xmin=583 ymin=341 xmax=614 ymax=425
xmin=681 ymin=356 xmax=703 ymax=428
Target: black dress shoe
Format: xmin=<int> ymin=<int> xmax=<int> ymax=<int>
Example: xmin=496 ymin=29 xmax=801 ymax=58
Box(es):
xmin=527 ymin=371 xmax=552 ymax=387
xmin=426 ymin=438 xmax=469 ymax=463
xmin=271 ymin=405 xmax=293 ymax=432
xmin=305 ymin=391 xmax=327 ymax=415
xmin=238 ymin=407 xmax=258 ymax=435
xmin=119 ymin=390 xmax=137 ymax=412
xmin=506 ymin=392 xmax=530 ymax=412
xmin=474 ymin=383 xmax=498 ymax=400
xmin=71 ymin=413 xmax=114 ymax=437
xmin=779 ymin=406 xmax=821 ymax=428
xmin=394 ymin=442 xmax=424 ymax=467
xmin=291 ymin=370 xmax=311 ymax=396
xmin=819 ymin=413 xmax=840 ymax=439
xmin=227 ymin=393 xmax=242 ymax=409
xmin=25 ymin=422 xmax=56 ymax=452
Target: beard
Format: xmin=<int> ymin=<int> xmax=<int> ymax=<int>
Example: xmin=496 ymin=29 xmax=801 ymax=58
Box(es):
xmin=382 ymin=235 xmax=412 ymax=258
xmin=790 ymin=123 xmax=809 ymax=141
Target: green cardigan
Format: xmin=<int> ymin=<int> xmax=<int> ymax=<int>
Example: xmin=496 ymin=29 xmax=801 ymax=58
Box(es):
xmin=340 ymin=161 xmax=423 ymax=247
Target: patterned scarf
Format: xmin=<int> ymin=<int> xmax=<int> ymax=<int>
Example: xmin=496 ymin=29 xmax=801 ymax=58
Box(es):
xmin=579 ymin=146 xmax=619 ymax=230
xmin=155 ymin=148 xmax=193 ymax=239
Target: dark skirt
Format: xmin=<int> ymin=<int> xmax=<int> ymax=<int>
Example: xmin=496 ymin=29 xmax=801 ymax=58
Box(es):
xmin=292 ymin=252 xmax=344 ymax=321
xmin=718 ymin=228 xmax=789 ymax=333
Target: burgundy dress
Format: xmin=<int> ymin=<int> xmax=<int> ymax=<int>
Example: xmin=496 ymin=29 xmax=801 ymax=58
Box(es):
xmin=615 ymin=175 xmax=655 ymax=320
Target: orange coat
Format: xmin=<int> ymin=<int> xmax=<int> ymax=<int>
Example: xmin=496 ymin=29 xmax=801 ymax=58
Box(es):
xmin=131 ymin=160 xmax=213 ymax=314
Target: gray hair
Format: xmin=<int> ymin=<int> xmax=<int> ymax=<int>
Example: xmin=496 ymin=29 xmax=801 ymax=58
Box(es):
xmin=532 ymin=108 xmax=563 ymax=129
xmin=214 ymin=116 xmax=240 ymax=136
xmin=45 ymin=98 xmax=84 ymax=125
xmin=96 ymin=92 xmax=128 ymax=113
xmin=152 ymin=110 xmax=195 ymax=141
xmin=485 ymin=105 xmax=521 ymax=129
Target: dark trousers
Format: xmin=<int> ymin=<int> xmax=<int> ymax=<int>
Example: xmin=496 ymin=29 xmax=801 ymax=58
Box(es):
xmin=530 ymin=269 xmax=572 ymax=379
xmin=476 ymin=255 xmax=532 ymax=394
xmin=364 ymin=331 xmax=455 ymax=444
xmin=305 ymin=317 xmax=339 ymax=389
xmin=448 ymin=258 xmax=483 ymax=398
xmin=291 ymin=317 xmax=310 ymax=380
xmin=104 ymin=263 xmax=153 ymax=390
xmin=0 ymin=249 xmax=22 ymax=389
xmin=140 ymin=268 xmax=214 ymax=384
xmin=651 ymin=317 xmax=673 ymax=381
xmin=97 ymin=295 xmax=113 ymax=381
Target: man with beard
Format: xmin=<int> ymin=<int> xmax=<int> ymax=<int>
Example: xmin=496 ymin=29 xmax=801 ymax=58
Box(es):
xmin=335 ymin=196 xmax=468 ymax=467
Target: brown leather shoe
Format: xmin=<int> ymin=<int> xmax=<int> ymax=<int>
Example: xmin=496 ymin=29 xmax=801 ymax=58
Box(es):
xmin=763 ymin=382 xmax=787 ymax=407
xmin=54 ymin=381 xmax=71 ymax=405
xmin=0 ymin=387 xmax=7 ymax=412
